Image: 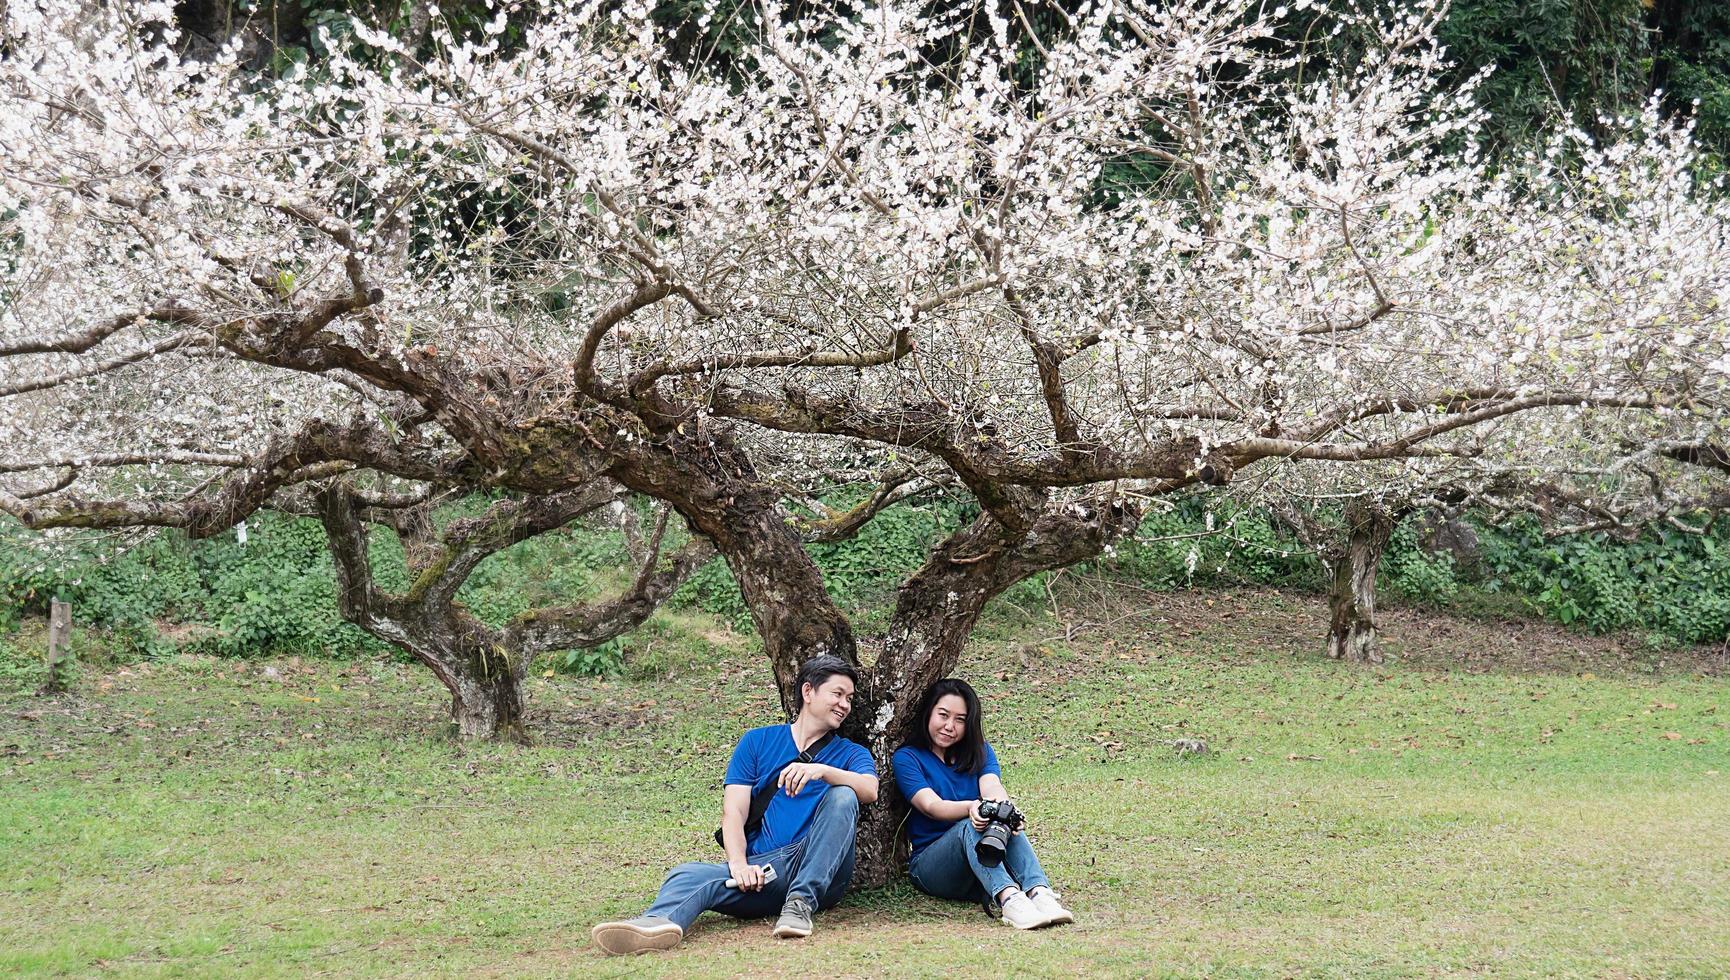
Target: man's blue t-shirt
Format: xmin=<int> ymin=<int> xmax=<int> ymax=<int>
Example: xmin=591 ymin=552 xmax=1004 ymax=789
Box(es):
xmin=891 ymin=742 xmax=1002 ymax=858
xmin=724 ymin=725 xmax=876 ymax=855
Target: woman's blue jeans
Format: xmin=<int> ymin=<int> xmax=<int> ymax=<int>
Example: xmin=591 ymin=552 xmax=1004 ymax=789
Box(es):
xmin=642 ymin=785 xmax=859 ymax=932
xmin=907 ymin=819 xmax=1050 ymax=903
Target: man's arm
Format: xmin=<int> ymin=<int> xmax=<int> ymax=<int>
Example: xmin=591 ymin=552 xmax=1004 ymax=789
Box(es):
xmin=720 ymin=783 xmax=767 ymax=891
xmin=822 ymin=764 xmax=880 ymax=804
xmin=777 ymin=761 xmax=880 ymax=803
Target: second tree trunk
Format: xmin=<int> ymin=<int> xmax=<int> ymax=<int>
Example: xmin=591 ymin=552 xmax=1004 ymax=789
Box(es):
xmin=1327 ymin=502 xmax=1394 ymax=665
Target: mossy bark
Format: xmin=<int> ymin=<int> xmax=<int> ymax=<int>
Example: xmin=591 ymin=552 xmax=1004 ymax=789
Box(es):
xmin=842 ymin=503 xmax=1141 ymax=887
xmin=1327 ymin=502 xmax=1395 ymax=665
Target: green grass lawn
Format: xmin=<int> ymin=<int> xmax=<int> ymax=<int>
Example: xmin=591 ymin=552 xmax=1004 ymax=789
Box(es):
xmin=2 ymin=592 xmax=1726 ymax=977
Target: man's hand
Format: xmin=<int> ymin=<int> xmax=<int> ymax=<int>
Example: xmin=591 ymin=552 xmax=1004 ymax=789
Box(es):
xmin=728 ymin=860 xmax=767 ymax=892
xmin=968 ymin=800 xmax=989 ymax=831
xmin=777 ymin=761 xmax=830 ymax=797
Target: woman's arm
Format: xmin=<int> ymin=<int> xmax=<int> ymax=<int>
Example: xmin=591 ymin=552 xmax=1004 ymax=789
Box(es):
xmin=909 ymin=788 xmax=994 ymax=830
xmin=979 ymin=773 xmax=1008 ymax=803
xmin=977 ymin=772 xmax=1022 ymax=833
xmin=907 ymin=787 xmax=976 ymax=821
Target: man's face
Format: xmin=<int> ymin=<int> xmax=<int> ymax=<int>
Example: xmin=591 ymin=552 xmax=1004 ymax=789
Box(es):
xmin=802 ymin=674 xmax=855 ymax=731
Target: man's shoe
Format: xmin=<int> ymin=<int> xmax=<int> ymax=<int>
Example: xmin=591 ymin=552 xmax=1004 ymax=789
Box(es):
xmin=772 ymin=895 xmax=815 ymax=939
xmin=590 ymin=916 xmax=683 ymax=955
xmin=1028 ymin=887 xmax=1074 ymax=925
xmin=999 ymin=890 xmax=1049 ymax=930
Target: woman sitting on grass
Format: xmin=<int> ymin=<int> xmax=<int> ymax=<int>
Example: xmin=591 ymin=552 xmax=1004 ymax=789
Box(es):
xmin=892 ymin=678 xmax=1074 ymax=929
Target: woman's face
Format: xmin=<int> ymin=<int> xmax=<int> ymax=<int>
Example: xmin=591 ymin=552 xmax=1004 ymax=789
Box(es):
xmin=926 ymin=693 xmax=968 ymax=752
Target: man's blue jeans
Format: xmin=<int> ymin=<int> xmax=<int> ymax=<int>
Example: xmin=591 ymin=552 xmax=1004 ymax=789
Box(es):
xmin=643 ymin=785 xmax=859 ymax=932
xmin=907 ymin=819 xmax=1049 ymax=903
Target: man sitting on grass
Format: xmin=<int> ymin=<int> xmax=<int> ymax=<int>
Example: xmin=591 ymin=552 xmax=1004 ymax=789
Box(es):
xmin=590 ymin=655 xmax=879 ymax=954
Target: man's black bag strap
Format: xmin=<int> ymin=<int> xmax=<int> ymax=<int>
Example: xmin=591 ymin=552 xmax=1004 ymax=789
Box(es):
xmin=714 ymin=731 xmax=837 ymax=849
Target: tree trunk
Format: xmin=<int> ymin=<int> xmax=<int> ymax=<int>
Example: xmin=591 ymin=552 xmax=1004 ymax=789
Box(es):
xmin=1327 ymin=502 xmax=1394 ymax=665
xmin=852 ymin=573 xmax=1005 ymax=885
xmin=720 ymin=531 xmax=857 ymax=716
xmin=319 ymin=486 xmax=536 ymax=741
xmin=847 ymin=502 xmax=1141 ymax=886
xmin=318 ymin=481 xmax=704 ymax=742
xmin=851 ymin=540 xmax=1011 ymax=886
xmin=446 ymin=647 xmax=531 ymax=741
xmin=612 ymin=438 xmax=857 ymax=715
xmin=342 ymin=606 xmax=536 ymax=742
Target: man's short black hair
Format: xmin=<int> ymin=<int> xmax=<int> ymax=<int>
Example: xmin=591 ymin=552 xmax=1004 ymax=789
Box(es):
xmin=792 ymin=655 xmax=859 ymax=712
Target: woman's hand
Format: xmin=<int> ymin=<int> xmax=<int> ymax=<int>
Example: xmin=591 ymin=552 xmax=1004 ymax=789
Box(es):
xmin=728 ymin=860 xmax=767 ymax=892
xmin=977 ymin=773 xmax=1015 ymax=831
xmin=778 ymin=761 xmax=829 ymax=797
xmin=968 ymin=800 xmax=990 ymax=831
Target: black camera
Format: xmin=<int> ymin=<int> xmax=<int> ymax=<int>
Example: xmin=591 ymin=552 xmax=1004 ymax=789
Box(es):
xmin=973 ymin=799 xmax=1024 ymax=867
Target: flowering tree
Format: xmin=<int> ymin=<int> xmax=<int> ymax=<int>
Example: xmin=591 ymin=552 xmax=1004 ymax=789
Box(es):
xmin=1262 ymin=399 xmax=1730 ymax=665
xmin=1244 ymin=385 xmax=1730 ymax=665
xmin=4 ymin=0 xmax=1726 ymax=878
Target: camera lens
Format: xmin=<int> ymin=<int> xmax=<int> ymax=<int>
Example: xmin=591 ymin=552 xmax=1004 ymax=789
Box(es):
xmin=974 ymin=821 xmax=1012 ymax=867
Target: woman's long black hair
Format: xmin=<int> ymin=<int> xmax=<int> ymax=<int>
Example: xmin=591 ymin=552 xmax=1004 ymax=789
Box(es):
xmin=902 ymin=678 xmax=987 ymax=774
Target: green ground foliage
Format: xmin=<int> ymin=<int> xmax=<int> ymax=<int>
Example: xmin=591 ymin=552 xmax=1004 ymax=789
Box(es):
xmin=1 ymin=591 xmax=1725 ymax=977
xmin=0 ymin=508 xmax=635 ymax=672
xmin=1088 ymin=498 xmax=1730 ymax=649
xmin=6 ymin=493 xmax=1730 ymax=679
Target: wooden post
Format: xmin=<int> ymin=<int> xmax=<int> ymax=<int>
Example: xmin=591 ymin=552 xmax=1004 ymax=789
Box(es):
xmin=45 ymin=598 xmax=71 ymax=693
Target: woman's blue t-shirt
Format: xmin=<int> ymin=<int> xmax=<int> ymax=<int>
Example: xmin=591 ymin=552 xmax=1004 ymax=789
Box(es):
xmin=724 ymin=725 xmax=876 ymax=855
xmin=892 ymin=742 xmax=1002 ymax=858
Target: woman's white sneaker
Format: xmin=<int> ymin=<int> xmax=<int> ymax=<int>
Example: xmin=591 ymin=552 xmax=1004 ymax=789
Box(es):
xmin=1028 ymin=888 xmax=1074 ymax=925
xmin=999 ymin=891 xmax=1049 ymax=929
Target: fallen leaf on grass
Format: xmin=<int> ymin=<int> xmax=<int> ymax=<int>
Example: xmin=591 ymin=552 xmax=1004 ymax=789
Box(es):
xmin=1661 ymin=732 xmax=1682 ymax=740
xmin=1286 ymin=753 xmax=1323 ymax=761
